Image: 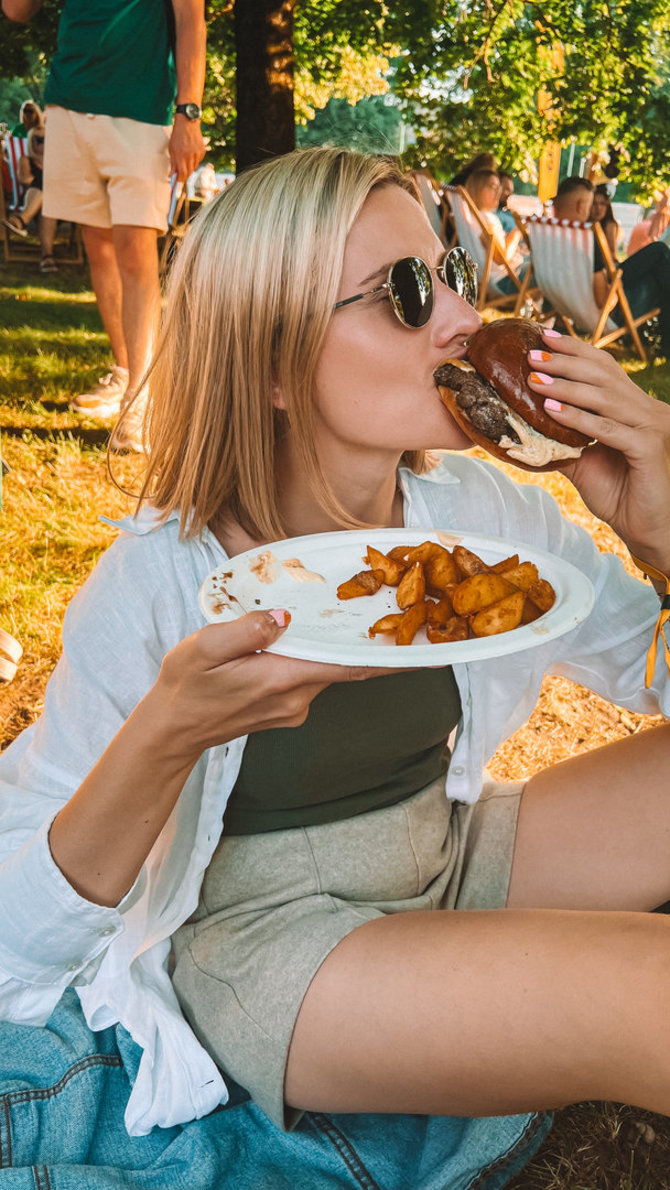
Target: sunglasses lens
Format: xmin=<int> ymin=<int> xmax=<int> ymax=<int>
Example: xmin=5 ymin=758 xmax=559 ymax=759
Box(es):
xmin=389 ymin=257 xmax=434 ymax=328
xmin=444 ymin=249 xmax=478 ymax=307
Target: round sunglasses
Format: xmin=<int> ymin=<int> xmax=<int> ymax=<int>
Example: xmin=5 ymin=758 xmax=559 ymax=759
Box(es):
xmin=333 ymin=246 xmax=478 ymax=329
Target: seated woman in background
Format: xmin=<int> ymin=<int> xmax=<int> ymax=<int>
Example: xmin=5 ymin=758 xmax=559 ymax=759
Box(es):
xmin=465 ymin=167 xmax=528 ymax=293
xmin=10 ymin=97 xmax=41 ymax=138
xmin=3 ymin=113 xmax=58 ymax=272
xmin=495 ymin=170 xmax=517 ymax=234
xmin=627 ymin=188 xmax=670 ymax=256
xmin=591 ymin=184 xmax=620 ymax=256
xmin=448 ymin=150 xmax=497 ymax=187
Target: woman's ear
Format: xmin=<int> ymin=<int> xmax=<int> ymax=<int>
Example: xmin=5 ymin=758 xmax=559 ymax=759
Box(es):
xmin=271 ymin=379 xmax=287 ymax=411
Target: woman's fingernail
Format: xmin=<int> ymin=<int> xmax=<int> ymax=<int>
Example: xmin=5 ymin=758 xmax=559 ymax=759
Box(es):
xmin=542 ymin=328 xmax=562 ymax=338
xmin=529 ymin=350 xmax=552 ymax=362
xmin=529 ymin=371 xmax=554 ymax=385
xmin=544 ymin=398 xmax=564 ymax=412
xmin=266 ymin=609 xmax=290 ymax=628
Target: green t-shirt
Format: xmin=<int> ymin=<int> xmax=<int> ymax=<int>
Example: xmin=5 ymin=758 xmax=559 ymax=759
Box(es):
xmin=44 ymin=0 xmax=176 ymax=126
xmin=223 ymin=666 xmax=462 ymax=834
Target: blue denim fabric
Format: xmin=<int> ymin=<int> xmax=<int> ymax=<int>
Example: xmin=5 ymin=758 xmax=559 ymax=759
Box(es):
xmin=0 ymin=991 xmax=551 ymax=1189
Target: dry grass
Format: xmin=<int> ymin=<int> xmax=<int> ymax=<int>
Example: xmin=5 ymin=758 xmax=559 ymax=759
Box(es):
xmin=2 ymin=263 xmax=670 ymax=1187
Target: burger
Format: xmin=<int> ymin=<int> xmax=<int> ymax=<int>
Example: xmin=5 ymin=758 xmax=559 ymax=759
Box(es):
xmin=434 ymin=318 xmax=593 ymax=471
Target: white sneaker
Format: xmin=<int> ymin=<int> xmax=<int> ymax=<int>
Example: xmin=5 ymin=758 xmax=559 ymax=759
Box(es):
xmin=109 ymin=388 xmax=147 ymax=454
xmin=70 ymin=366 xmax=129 ymax=417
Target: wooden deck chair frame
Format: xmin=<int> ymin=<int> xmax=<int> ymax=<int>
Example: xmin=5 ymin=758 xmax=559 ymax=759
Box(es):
xmin=408 ymin=170 xmax=457 ymax=248
xmin=0 ymin=134 xmax=84 ymax=266
xmin=444 ymin=186 xmax=531 ymax=313
xmin=514 ymin=213 xmax=660 ymax=363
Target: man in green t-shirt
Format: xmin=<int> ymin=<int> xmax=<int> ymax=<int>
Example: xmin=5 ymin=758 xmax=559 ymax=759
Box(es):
xmin=2 ymin=0 xmax=207 ymax=448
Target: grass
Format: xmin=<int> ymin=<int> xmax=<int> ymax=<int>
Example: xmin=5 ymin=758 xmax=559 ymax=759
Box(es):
xmin=1 ymin=260 xmax=670 ymax=1187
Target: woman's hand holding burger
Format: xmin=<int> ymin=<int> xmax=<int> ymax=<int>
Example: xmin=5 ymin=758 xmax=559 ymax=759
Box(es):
xmin=435 ymin=318 xmax=670 ymax=579
xmin=529 ymin=329 xmax=670 ymax=580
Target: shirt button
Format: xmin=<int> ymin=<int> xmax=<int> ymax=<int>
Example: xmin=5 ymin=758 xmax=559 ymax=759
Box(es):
xmin=99 ymin=926 xmax=116 ymax=937
xmin=451 ymin=765 xmax=465 ymax=776
xmin=67 ymin=961 xmax=80 ymax=972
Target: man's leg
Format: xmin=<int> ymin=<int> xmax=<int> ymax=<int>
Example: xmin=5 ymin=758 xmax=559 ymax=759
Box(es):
xmin=621 ymin=240 xmax=670 ymax=354
xmin=111 ymin=224 xmax=161 ymax=397
xmin=82 ymin=224 xmax=128 ymax=368
xmin=39 ymin=214 xmax=58 ymax=272
xmin=70 ymin=225 xmax=130 ymax=416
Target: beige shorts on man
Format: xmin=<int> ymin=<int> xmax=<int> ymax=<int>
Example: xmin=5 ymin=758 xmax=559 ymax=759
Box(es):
xmin=43 ymin=106 xmax=172 ymax=233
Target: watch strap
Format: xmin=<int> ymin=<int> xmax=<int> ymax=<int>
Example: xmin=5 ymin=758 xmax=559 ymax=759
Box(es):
xmin=629 ymin=553 xmax=670 ymax=686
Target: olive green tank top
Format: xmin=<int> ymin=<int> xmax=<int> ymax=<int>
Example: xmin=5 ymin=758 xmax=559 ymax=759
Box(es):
xmin=223 ymin=666 xmax=462 ymax=834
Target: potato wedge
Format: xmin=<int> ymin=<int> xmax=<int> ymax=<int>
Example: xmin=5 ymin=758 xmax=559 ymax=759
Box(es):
xmin=452 ymin=572 xmax=516 ymax=617
xmin=404 ymin=541 xmax=443 ymax=566
xmin=387 ymin=545 xmax=412 ymax=562
xmin=453 ymin=545 xmax=491 ymax=577
xmin=520 ymin=598 xmax=543 ymax=625
xmin=336 ymin=568 xmax=385 ymax=599
xmin=490 ymin=554 xmax=520 ymax=574
xmin=426 ymin=615 xmax=469 ymax=643
xmin=426 ymin=596 xmax=454 ymax=626
xmin=365 ymin=545 xmax=407 ymax=586
xmin=396 ymin=600 xmax=428 ymax=645
xmin=527 ymin=577 xmax=556 ymax=613
xmin=424 ymin=547 xmax=461 ymax=594
xmin=470 ymin=591 xmax=525 ymax=637
xmin=497 ymin=561 xmax=539 ymax=592
xmin=368 ymin=612 xmax=404 ymax=638
xmin=396 ymin=561 xmax=426 ymax=609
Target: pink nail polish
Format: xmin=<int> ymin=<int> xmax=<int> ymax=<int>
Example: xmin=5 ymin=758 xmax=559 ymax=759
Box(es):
xmin=529 ymin=350 xmax=552 ymax=362
xmin=542 ymin=328 xmax=562 ymax=338
xmin=267 ymin=608 xmax=289 ymax=627
xmin=544 ymin=398 xmax=564 ymax=412
xmin=529 ymin=371 xmax=554 ymax=385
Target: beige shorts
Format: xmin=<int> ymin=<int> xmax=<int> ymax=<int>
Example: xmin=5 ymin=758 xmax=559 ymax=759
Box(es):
xmin=171 ymin=775 xmax=524 ymax=1131
xmin=43 ymin=106 xmax=172 ymax=232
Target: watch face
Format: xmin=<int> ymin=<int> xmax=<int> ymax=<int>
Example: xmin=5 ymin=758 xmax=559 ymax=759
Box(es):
xmin=180 ymin=103 xmax=201 ymax=120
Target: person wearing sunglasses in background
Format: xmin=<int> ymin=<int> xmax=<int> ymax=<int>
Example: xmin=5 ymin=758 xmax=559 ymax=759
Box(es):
xmin=0 ymin=148 xmax=669 ymax=1189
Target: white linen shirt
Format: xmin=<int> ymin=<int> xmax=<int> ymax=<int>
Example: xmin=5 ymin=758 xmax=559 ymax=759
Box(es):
xmin=0 ymin=454 xmax=667 ymax=1135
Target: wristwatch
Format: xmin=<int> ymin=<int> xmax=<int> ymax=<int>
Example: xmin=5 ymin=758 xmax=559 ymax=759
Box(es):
xmin=175 ymin=102 xmax=202 ymax=121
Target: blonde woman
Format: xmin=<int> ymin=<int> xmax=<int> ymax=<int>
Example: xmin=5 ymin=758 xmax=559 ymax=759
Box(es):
xmin=0 ymin=148 xmax=669 ymax=1188
xmin=464 ymin=167 xmax=528 ymax=293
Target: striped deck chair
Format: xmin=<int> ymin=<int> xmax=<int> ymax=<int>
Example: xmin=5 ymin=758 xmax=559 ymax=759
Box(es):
xmin=5 ymin=135 xmax=28 ymax=207
xmin=409 ymin=171 xmax=456 ymax=247
xmin=514 ymin=214 xmax=660 ymax=362
xmin=0 ymin=134 xmax=37 ymax=262
xmin=444 ymin=186 xmax=528 ymax=312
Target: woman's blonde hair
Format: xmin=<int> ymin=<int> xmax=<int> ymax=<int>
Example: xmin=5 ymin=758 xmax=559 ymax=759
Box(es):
xmin=136 ymin=147 xmax=427 ymax=541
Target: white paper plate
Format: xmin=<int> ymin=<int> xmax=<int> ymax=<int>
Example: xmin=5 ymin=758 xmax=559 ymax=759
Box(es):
xmin=199 ymin=529 xmax=595 ymax=667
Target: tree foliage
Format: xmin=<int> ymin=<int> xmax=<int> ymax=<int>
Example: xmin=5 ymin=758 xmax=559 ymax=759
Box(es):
xmin=397 ymin=0 xmax=670 ymax=194
xmin=2 ymin=0 xmax=670 ymax=192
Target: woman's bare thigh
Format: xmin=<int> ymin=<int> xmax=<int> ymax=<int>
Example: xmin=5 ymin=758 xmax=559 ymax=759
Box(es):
xmin=507 ymin=722 xmax=670 ymax=911
xmin=285 ymin=906 xmax=670 ymax=1119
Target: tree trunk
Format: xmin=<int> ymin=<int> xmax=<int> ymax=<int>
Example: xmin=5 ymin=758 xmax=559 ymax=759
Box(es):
xmin=235 ymin=0 xmax=296 ymax=174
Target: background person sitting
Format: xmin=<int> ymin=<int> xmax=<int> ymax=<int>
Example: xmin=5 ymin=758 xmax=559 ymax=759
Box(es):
xmin=3 ymin=118 xmax=58 ymax=272
xmin=495 ymin=171 xmax=517 ymax=234
xmin=627 ymin=188 xmax=670 ymax=256
xmin=591 ymin=184 xmax=620 ymax=256
xmin=448 ymin=151 xmax=498 ymax=187
xmin=193 ymin=161 xmax=218 ymax=203
xmin=465 ymin=167 xmax=529 ymax=293
xmin=553 ymin=174 xmax=670 ymax=359
xmin=10 ymin=98 xmax=41 ymax=138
